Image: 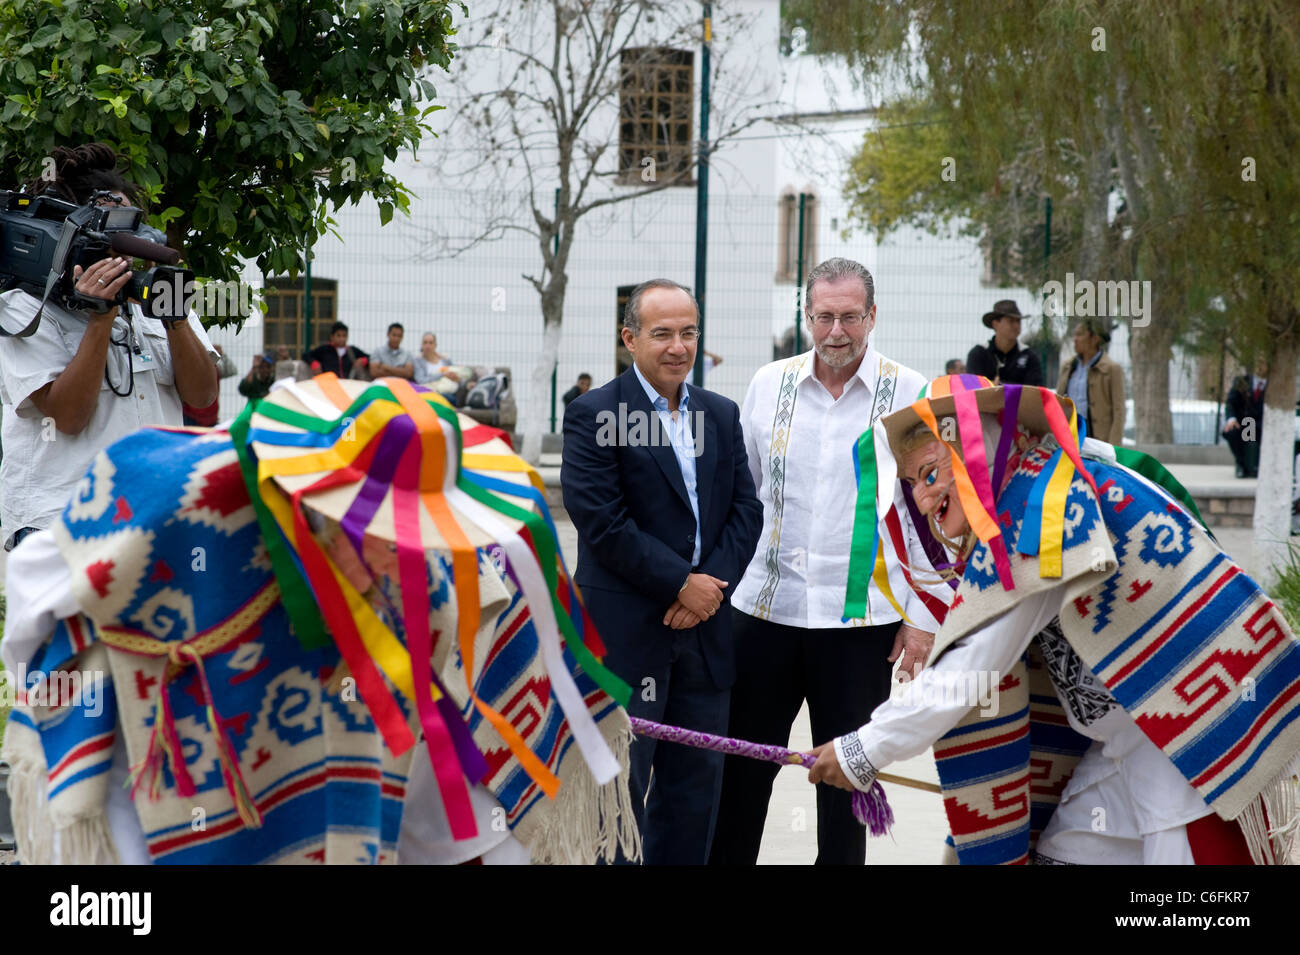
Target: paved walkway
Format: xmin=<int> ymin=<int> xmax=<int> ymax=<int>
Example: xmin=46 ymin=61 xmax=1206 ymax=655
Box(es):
xmin=1173 ymin=463 xmax=1256 ymax=496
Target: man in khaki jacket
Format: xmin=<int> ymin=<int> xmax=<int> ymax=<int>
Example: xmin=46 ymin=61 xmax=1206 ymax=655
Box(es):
xmin=1057 ymin=318 xmax=1126 ymax=444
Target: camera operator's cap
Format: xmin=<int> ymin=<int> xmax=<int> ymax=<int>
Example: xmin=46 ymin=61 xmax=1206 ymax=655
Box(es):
xmin=982 ymin=299 xmax=1024 ymax=329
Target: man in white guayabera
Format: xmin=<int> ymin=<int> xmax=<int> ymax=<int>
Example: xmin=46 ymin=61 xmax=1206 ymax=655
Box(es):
xmin=710 ymin=257 xmax=950 ymax=865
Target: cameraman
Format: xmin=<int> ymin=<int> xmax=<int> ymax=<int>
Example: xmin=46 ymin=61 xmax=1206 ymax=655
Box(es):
xmin=0 ymin=143 xmax=218 ymax=551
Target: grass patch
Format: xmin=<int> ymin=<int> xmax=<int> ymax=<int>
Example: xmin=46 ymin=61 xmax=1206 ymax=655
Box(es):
xmin=1271 ymin=542 xmax=1300 ymax=635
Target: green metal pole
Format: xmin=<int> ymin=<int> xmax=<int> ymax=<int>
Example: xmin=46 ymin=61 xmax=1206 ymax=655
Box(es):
xmin=303 ymin=241 xmax=312 ymax=356
xmin=551 ymin=186 xmax=559 ymax=433
xmin=794 ymin=192 xmax=806 ymax=354
xmin=692 ymin=2 xmax=711 ymax=388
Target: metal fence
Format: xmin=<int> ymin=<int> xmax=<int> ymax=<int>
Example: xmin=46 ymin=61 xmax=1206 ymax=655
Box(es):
xmin=206 ymin=183 xmax=1214 ymax=435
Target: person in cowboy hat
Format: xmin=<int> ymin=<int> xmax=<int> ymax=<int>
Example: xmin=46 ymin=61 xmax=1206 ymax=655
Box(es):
xmin=965 ymin=300 xmax=1043 ymax=386
xmin=809 ymin=375 xmax=1300 ymax=864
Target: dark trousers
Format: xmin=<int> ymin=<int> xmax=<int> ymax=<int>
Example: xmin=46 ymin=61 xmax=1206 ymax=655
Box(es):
xmin=708 ymin=609 xmax=899 ymax=865
xmin=1223 ymin=426 xmax=1259 ymax=476
xmin=613 ymin=628 xmax=730 ymax=865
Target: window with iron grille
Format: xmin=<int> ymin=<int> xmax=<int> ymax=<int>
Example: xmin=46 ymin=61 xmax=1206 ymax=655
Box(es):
xmin=618 ymin=47 xmax=694 ymax=185
xmin=262 ymin=276 xmax=338 ymax=353
xmin=776 ymin=190 xmax=818 ymax=284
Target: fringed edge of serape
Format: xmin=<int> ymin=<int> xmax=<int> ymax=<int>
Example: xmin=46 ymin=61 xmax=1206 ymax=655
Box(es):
xmin=527 ymin=710 xmax=641 ymax=865
xmin=1236 ymin=752 xmax=1300 ymax=865
xmin=5 ymin=737 xmax=54 ymax=865
xmin=2 ymin=709 xmax=120 ymax=866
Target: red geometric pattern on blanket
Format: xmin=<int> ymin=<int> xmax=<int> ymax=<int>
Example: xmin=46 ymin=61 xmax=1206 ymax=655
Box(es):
xmin=86 ymin=559 xmax=115 ymax=599
xmin=175 ymin=448 xmax=258 ymax=534
xmin=112 ymin=496 xmax=132 ymax=523
xmin=1028 ymin=757 xmax=1072 ymax=799
xmin=1127 ymin=579 xmax=1153 ymax=601
xmin=934 ymin=643 xmax=1091 ymax=864
xmin=479 ymin=676 xmax=552 ymax=779
xmin=943 ymin=774 xmax=1030 ymax=835
xmin=503 ymin=687 xmax=610 ymax=827
xmin=1135 ymin=603 xmax=1290 ymax=748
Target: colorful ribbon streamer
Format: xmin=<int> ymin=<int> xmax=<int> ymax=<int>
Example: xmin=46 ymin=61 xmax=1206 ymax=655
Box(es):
xmin=228 ymin=374 xmax=632 ymax=839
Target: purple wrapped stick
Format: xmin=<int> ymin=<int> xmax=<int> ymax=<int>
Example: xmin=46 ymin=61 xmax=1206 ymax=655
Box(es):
xmin=629 ymin=717 xmax=907 ymax=837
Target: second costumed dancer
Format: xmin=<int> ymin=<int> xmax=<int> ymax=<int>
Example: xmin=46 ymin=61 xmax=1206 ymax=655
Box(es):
xmin=809 ymin=374 xmax=1300 ymax=865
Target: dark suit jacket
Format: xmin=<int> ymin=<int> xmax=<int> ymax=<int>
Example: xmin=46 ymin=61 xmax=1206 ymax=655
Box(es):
xmin=1225 ymin=376 xmax=1265 ymax=427
xmin=562 ymin=368 xmax=762 ymax=689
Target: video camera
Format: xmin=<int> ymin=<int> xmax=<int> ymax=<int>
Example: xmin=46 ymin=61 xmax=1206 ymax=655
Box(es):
xmin=0 ymin=189 xmax=194 ymax=337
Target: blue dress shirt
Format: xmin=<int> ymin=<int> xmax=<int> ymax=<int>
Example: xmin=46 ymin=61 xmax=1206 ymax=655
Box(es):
xmin=1067 ymin=350 xmax=1101 ymax=427
xmin=633 ymin=362 xmax=702 ymax=566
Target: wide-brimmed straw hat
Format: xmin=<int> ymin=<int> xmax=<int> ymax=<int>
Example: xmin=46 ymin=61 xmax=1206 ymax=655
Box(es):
xmin=231 ymin=373 xmax=632 ymax=834
xmin=249 ymin=375 xmax=537 ymax=548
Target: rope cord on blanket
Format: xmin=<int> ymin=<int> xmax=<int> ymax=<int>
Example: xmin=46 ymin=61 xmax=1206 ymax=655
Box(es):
xmin=629 ymin=717 xmax=948 ymax=837
xmin=227 ymin=375 xmax=632 ymax=842
xmin=96 ymin=580 xmax=280 ymax=828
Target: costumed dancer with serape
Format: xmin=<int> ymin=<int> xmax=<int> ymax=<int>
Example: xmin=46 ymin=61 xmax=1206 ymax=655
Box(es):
xmin=809 ymin=374 xmax=1300 ymax=864
xmin=2 ymin=373 xmax=638 ymax=864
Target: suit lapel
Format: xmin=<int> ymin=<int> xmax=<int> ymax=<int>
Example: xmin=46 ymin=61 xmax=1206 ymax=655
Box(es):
xmin=692 ymin=397 xmax=716 ymax=531
xmin=621 ymin=370 xmax=691 ymax=510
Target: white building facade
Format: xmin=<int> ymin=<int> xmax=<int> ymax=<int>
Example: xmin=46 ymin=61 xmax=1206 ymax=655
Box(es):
xmin=210 ymin=2 xmax=1096 ymax=425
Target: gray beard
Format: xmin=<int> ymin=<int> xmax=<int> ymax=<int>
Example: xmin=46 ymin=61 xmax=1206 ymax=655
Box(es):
xmin=814 ymin=338 xmax=867 ymax=369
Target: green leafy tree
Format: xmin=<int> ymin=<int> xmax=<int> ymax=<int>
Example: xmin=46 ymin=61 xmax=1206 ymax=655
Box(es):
xmin=786 ymin=0 xmax=1300 ymax=579
xmin=0 ymin=0 xmax=461 ymax=320
xmin=785 ymin=0 xmax=1182 ymax=442
xmin=843 ymin=92 xmax=1083 ymax=299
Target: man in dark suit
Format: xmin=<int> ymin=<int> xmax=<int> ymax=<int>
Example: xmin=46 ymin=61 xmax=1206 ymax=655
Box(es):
xmin=1223 ymin=358 xmax=1267 ymax=478
xmin=562 ymin=278 xmax=762 ymax=864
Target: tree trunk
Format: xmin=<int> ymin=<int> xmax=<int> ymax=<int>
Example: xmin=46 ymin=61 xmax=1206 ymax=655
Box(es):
xmin=520 ymin=261 xmax=567 ymax=465
xmin=520 ymin=319 xmax=563 ymax=464
xmin=1077 ymin=138 xmax=1111 ymax=282
xmin=1251 ymin=325 xmax=1299 ymax=586
xmin=1128 ymin=301 xmax=1175 ymax=445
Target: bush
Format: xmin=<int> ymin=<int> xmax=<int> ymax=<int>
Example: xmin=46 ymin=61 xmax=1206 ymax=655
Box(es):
xmin=1271 ymin=543 xmax=1300 ymax=635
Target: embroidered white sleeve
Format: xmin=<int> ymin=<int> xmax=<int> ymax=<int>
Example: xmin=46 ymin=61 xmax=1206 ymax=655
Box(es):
xmin=834 ymin=730 xmax=879 ymax=793
xmin=850 ymin=587 xmax=1064 ymax=771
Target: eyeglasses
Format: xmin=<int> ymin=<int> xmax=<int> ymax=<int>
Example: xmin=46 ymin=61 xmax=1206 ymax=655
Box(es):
xmin=809 ymin=313 xmax=868 ymax=327
xmin=648 ymin=328 xmax=701 ymax=343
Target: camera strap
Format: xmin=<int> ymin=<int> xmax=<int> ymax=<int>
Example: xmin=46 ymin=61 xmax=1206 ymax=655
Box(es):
xmin=0 ymin=283 xmax=48 ymax=337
